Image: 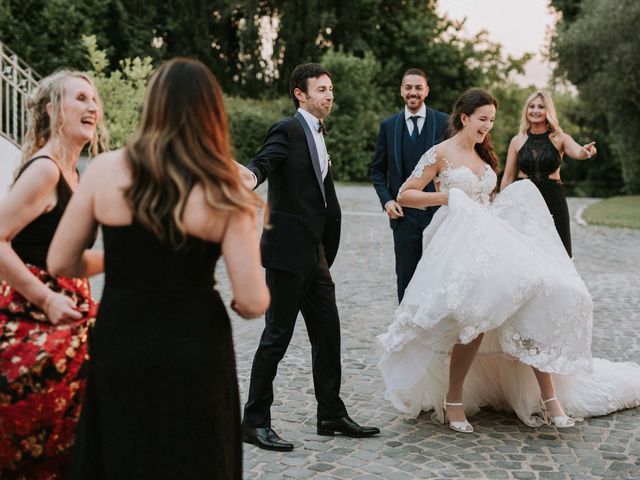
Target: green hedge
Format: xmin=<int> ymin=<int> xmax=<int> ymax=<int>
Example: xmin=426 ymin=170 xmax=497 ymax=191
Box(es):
xmin=226 ymin=50 xmax=385 ymax=182
xmin=224 ymin=96 xmax=291 ymax=164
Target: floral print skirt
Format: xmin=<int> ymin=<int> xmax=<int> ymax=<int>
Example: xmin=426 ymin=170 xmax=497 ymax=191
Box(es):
xmin=0 ymin=265 xmax=96 ymax=480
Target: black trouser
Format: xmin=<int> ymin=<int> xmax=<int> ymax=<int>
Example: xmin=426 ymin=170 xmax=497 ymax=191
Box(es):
xmin=393 ymin=209 xmax=434 ymax=302
xmin=243 ymin=246 xmax=347 ymax=427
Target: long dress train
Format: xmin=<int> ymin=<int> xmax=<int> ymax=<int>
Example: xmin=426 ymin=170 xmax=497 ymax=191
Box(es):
xmin=378 ymin=147 xmax=640 ymax=426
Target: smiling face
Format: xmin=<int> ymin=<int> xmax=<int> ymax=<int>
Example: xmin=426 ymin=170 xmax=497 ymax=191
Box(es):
xmin=526 ymin=95 xmax=547 ymax=126
xmin=461 ymin=104 xmax=496 ymax=143
xmin=400 ymin=74 xmax=429 ymax=113
xmin=54 ymin=77 xmax=101 ymax=147
xmin=295 ymin=74 xmax=333 ymax=120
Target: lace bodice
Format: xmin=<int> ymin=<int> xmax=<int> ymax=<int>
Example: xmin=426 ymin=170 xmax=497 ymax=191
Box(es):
xmin=409 ymin=146 xmax=497 ymax=204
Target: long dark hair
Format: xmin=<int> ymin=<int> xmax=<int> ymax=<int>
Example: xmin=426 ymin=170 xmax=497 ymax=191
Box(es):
xmin=447 ymin=88 xmax=499 ymax=172
xmin=125 ymin=58 xmax=262 ymax=247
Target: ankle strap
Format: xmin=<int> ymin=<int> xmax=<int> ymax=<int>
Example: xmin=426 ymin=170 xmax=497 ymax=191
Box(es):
xmin=542 ymin=397 xmax=558 ymax=404
xmin=444 ymin=401 xmax=463 ymax=406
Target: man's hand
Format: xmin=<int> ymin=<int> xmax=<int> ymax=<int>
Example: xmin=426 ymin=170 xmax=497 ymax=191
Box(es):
xmin=384 ymin=200 xmax=404 ymax=219
xmin=236 ymin=161 xmax=258 ymax=190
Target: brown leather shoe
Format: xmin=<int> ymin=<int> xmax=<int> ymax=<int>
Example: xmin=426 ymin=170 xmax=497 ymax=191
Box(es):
xmin=317 ymin=415 xmax=380 ymax=437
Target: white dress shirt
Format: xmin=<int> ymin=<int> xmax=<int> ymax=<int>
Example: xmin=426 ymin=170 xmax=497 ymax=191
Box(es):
xmin=297 ymin=107 xmax=329 ymax=180
xmin=404 ymin=104 xmax=427 ymax=137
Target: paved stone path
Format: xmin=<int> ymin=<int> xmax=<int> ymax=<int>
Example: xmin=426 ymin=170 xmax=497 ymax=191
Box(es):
xmin=92 ymin=185 xmax=640 ymax=480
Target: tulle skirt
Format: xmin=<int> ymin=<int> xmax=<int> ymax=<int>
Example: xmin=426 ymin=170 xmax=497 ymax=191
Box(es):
xmin=378 ymin=180 xmax=640 ymax=425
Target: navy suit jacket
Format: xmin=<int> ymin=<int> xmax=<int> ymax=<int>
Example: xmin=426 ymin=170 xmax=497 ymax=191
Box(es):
xmin=370 ymin=107 xmax=448 ymax=228
xmin=246 ymin=111 xmax=341 ymax=274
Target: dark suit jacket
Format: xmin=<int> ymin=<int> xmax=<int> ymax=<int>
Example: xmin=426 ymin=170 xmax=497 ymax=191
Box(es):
xmin=247 ymin=111 xmax=341 ymax=274
xmin=370 ymin=107 xmax=448 ymax=228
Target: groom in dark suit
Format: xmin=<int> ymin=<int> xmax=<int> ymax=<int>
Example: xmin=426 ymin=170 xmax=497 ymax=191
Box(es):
xmin=240 ymin=63 xmax=379 ymax=452
xmin=370 ymin=68 xmax=448 ymax=301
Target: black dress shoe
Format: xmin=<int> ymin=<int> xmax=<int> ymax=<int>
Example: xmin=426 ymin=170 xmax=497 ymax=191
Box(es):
xmin=242 ymin=424 xmax=294 ymax=452
xmin=317 ymin=415 xmax=381 ymax=437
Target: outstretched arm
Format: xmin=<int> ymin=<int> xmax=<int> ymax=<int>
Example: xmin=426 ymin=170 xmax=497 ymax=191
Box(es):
xmin=397 ymin=150 xmax=448 ymax=208
xmin=246 ymin=123 xmax=290 ymax=187
xmin=560 ymin=133 xmax=596 ymax=160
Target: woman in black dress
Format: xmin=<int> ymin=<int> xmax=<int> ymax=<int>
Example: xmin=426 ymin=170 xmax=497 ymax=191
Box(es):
xmin=0 ymin=71 xmax=106 ymax=479
xmin=48 ymin=58 xmax=270 ymax=479
xmin=501 ymin=91 xmax=597 ymax=257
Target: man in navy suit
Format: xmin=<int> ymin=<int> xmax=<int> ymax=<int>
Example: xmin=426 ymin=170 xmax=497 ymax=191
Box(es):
xmin=370 ymin=68 xmax=449 ymax=301
xmin=239 ymin=64 xmax=380 ymax=452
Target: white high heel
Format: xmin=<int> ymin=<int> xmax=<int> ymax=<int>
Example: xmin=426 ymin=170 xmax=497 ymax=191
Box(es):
xmin=541 ymin=397 xmax=575 ymax=428
xmin=442 ymin=398 xmax=474 ymax=433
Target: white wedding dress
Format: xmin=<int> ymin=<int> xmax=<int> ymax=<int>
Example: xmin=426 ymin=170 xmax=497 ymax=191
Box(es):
xmin=378 ymin=147 xmax=640 ymax=426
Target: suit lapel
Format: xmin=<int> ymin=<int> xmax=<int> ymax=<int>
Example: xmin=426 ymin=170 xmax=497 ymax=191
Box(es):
xmin=424 ymin=107 xmax=436 ymax=147
xmin=294 ymin=111 xmax=326 ymax=204
xmin=393 ymin=112 xmax=404 ymax=175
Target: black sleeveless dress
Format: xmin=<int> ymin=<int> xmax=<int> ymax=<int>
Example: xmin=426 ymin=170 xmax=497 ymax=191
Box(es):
xmin=67 ymin=222 xmax=241 ymax=479
xmin=516 ymin=131 xmax=572 ymax=257
xmin=1 ymin=156 xmax=96 ymax=479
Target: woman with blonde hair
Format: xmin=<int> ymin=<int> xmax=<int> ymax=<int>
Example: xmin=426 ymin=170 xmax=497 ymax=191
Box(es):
xmin=0 ymin=70 xmax=107 ymax=478
xmin=501 ymin=90 xmax=597 ymax=256
xmin=49 ymin=58 xmax=269 ymax=479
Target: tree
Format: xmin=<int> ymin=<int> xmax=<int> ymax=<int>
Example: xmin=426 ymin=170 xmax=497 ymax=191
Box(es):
xmin=82 ymin=35 xmax=154 ymax=149
xmin=321 ymin=50 xmax=384 ymax=181
xmin=551 ymin=0 xmax=640 ymax=193
xmin=0 ymin=0 xmax=110 ymax=74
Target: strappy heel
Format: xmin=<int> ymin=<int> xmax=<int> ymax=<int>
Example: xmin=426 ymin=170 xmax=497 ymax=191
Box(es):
xmin=541 ymin=396 xmax=575 ymax=428
xmin=442 ymin=398 xmax=474 ymax=433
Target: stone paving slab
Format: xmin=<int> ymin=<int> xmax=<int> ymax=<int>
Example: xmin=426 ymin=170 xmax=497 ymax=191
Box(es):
xmin=91 ymin=184 xmax=640 ymax=479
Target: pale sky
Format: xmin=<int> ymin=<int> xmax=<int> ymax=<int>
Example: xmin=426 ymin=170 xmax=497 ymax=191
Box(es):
xmin=437 ymin=0 xmax=558 ymax=87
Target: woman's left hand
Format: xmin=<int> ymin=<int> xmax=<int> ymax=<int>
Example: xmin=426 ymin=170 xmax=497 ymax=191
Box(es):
xmin=582 ymin=142 xmax=597 ymax=159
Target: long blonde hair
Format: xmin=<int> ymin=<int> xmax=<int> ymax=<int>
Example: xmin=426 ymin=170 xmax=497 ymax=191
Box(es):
xmin=518 ymin=90 xmax=563 ymax=137
xmin=124 ymin=58 xmax=262 ymax=247
xmin=18 ymin=70 xmax=108 ymax=173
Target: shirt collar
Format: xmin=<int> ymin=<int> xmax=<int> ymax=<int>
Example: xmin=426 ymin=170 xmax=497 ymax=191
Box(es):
xmin=298 ymin=107 xmax=322 ymax=132
xmin=404 ymin=104 xmax=427 ymax=121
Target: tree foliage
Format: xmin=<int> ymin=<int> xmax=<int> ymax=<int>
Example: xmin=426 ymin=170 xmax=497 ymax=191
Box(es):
xmin=321 ymin=50 xmax=384 ymax=181
xmin=0 ymin=0 xmax=110 ymax=73
xmin=82 ymin=35 xmax=154 ymax=149
xmin=551 ymin=0 xmax=640 ymax=193
xmin=2 ymin=0 xmax=547 ymax=183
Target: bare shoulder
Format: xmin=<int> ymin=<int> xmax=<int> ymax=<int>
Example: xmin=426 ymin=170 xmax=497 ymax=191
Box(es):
xmin=16 ymin=156 xmax=60 ymax=187
xmin=182 ymin=184 xmax=232 ymax=243
xmin=510 ymin=133 xmax=527 ymax=150
xmin=433 ymin=139 xmax=451 ymax=159
xmin=556 ymin=131 xmax=572 ymax=144
xmin=83 ymin=149 xmax=127 ymax=178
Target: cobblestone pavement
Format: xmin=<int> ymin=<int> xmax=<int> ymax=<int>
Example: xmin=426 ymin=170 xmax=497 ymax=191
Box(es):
xmin=92 ymin=185 xmax=640 ymax=480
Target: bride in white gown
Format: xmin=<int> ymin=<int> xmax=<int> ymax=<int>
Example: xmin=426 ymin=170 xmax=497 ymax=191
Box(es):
xmin=378 ymin=89 xmax=640 ymax=432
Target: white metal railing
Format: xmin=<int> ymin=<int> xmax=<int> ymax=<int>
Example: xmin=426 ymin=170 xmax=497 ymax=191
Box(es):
xmin=0 ymin=41 xmax=40 ymax=148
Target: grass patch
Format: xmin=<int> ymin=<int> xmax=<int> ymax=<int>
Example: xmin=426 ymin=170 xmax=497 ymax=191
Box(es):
xmin=582 ymin=196 xmax=640 ymax=229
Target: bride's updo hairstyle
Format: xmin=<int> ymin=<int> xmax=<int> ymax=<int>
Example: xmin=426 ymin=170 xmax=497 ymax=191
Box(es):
xmin=447 ymin=88 xmax=499 ymax=172
xmin=125 ymin=57 xmax=263 ymax=248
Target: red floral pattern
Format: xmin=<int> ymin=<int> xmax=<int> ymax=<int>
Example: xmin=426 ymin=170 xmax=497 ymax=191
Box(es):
xmin=0 ymin=265 xmax=96 ymax=479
